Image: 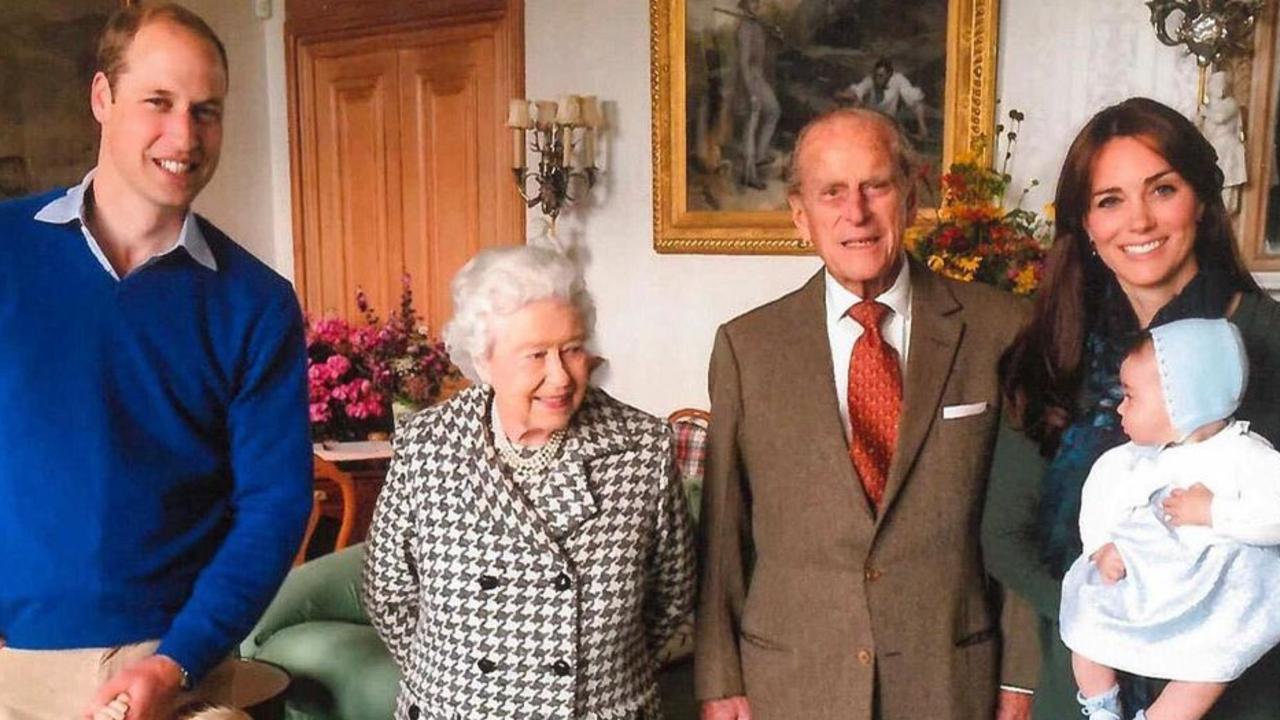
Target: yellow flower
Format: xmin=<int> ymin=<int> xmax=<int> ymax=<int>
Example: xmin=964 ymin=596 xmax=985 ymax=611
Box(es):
xmin=926 ymin=254 xmax=945 ymax=272
xmin=955 ymin=256 xmax=982 ymax=273
xmin=904 ymin=225 xmax=925 ymax=251
xmin=1012 ymin=265 xmax=1038 ymax=295
xmin=1042 ymin=202 xmax=1056 ymax=223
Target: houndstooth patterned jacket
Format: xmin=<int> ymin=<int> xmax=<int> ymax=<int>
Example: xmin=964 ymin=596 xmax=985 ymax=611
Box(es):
xmin=363 ymin=385 xmax=695 ymax=720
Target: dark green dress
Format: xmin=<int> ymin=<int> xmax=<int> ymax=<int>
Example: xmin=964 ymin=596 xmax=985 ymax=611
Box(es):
xmin=982 ymin=291 xmax=1280 ymax=719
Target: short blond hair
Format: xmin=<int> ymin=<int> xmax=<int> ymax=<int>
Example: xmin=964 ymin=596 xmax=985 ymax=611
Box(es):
xmin=97 ymin=2 xmax=228 ymax=93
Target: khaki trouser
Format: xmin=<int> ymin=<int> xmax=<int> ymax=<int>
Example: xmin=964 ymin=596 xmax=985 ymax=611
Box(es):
xmin=0 ymin=640 xmax=236 ymax=720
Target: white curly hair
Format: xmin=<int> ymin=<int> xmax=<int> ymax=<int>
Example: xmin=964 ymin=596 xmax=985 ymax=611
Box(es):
xmin=442 ymin=245 xmax=595 ymax=383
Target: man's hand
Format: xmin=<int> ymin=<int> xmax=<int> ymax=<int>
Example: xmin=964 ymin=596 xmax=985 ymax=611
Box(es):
xmin=996 ymin=689 xmax=1033 ymax=720
xmin=1163 ymin=483 xmax=1214 ymax=527
xmin=84 ymin=654 xmax=184 ymax=720
xmin=1090 ymin=542 xmax=1127 ymax=584
xmin=702 ymin=695 xmax=752 ymax=720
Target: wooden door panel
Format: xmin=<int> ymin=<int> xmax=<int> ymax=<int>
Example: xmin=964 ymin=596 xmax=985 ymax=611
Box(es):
xmin=306 ymin=48 xmax=402 ymax=318
xmin=288 ymin=2 xmax=523 ymax=326
xmin=399 ymin=28 xmax=499 ymax=333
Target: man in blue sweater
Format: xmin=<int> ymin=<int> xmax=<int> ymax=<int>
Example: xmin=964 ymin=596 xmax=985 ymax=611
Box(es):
xmin=0 ymin=4 xmax=311 ymax=719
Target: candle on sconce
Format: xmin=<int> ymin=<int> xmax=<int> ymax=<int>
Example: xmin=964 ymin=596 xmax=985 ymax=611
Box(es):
xmin=571 ymin=129 xmax=591 ymax=170
xmin=582 ymin=129 xmax=596 ymax=169
xmin=512 ymin=128 xmax=526 ymax=170
xmin=579 ymin=95 xmax=601 ymax=129
xmin=507 ymin=99 xmax=531 ymax=128
xmin=508 ymin=99 xmax=530 ymax=169
xmin=561 ymin=125 xmax=575 ymax=168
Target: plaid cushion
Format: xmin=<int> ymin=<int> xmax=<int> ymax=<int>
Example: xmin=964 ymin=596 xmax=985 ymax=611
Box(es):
xmin=660 ymin=412 xmax=708 ymax=666
xmin=670 ymin=419 xmax=707 ymax=524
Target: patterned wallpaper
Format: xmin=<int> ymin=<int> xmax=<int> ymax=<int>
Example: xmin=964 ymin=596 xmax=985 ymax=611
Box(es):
xmin=996 ymin=0 xmax=1200 ymax=213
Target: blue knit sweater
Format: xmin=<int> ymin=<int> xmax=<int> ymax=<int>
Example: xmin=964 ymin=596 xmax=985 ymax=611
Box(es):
xmin=0 ymin=190 xmax=312 ymax=681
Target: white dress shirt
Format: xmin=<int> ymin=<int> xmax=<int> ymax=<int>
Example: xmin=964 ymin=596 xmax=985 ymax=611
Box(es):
xmin=826 ymin=258 xmax=912 ymax=441
xmin=33 ymin=169 xmax=217 ymax=280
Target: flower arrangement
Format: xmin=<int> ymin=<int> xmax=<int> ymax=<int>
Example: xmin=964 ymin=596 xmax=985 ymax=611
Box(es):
xmin=908 ymin=109 xmax=1052 ymax=296
xmin=306 ymin=276 xmax=459 ymax=441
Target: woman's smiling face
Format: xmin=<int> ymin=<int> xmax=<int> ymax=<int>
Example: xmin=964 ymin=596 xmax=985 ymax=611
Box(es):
xmin=478 ymin=298 xmax=590 ymax=445
xmin=1083 ymin=135 xmax=1203 ymax=299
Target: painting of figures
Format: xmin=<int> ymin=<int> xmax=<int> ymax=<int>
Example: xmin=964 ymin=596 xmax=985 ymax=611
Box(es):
xmin=685 ymin=0 xmax=948 ymax=214
xmin=0 ymin=1 xmax=120 ymax=199
xmin=653 ymin=0 xmax=996 ymax=254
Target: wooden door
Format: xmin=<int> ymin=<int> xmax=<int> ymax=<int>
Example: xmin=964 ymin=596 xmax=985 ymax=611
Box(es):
xmin=298 ymin=45 xmax=402 ymax=319
xmin=399 ymin=23 xmax=506 ymax=332
xmin=288 ymin=0 xmax=523 ymax=328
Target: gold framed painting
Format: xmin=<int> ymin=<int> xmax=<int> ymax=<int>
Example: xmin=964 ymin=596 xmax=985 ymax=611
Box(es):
xmin=651 ymin=0 xmax=1000 ymax=254
xmin=0 ymin=0 xmax=131 ymax=200
xmin=1235 ymin=0 xmax=1280 ymax=271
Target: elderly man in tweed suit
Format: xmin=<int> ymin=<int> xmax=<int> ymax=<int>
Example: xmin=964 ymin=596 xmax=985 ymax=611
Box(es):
xmin=364 ymin=245 xmax=695 ymax=720
xmin=695 ymin=108 xmax=1036 ymax=720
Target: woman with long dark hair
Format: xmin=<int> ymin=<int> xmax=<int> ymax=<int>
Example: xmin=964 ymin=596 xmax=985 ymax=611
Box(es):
xmin=982 ymin=97 xmax=1280 ymax=719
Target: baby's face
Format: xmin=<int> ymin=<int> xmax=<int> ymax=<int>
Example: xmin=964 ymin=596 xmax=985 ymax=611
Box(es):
xmin=1117 ymin=344 xmax=1179 ymax=446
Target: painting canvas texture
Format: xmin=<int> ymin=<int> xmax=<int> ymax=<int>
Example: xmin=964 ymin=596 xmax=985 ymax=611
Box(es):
xmin=0 ymin=1 xmax=116 ymax=200
xmin=684 ymin=0 xmax=948 ymax=213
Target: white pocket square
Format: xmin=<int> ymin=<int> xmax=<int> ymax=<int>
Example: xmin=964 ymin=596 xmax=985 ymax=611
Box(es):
xmin=942 ymin=401 xmax=988 ymax=419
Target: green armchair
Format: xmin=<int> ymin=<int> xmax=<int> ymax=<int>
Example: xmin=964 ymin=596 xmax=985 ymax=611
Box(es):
xmin=240 ymin=544 xmax=399 ymax=720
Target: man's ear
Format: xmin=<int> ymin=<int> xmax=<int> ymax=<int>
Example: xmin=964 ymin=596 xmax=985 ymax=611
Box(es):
xmin=90 ymin=72 xmax=114 ymax=124
xmin=903 ymin=180 xmax=919 ymax=227
xmin=787 ymin=193 xmax=812 ymax=244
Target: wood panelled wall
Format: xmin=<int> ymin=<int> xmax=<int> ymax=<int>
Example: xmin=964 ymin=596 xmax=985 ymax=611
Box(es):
xmin=286 ymin=0 xmax=524 ymax=331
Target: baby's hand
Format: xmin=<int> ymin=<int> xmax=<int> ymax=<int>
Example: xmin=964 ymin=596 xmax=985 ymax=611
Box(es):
xmin=1163 ymin=483 xmax=1214 ymax=527
xmin=1090 ymin=542 xmax=1127 ymax=584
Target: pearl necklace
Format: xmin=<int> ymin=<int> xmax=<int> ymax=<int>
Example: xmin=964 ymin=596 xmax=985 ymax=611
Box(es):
xmin=490 ymin=402 xmax=566 ymax=476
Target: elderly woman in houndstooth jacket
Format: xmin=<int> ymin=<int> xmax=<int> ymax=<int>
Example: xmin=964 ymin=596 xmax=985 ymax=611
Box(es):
xmin=363 ymin=244 xmax=695 ymax=720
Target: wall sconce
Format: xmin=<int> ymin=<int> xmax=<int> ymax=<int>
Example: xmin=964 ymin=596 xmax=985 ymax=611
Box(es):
xmin=1146 ymin=0 xmax=1264 ymax=68
xmin=508 ymin=95 xmax=601 ymax=227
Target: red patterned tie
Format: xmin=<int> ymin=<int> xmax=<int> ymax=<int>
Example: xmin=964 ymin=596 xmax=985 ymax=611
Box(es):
xmin=847 ymin=300 xmax=902 ymax=509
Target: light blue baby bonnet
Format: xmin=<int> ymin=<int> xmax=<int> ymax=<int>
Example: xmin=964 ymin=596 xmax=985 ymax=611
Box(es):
xmin=1059 ymin=318 xmax=1280 ymax=682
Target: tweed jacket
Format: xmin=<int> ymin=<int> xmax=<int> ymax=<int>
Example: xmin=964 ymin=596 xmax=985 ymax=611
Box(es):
xmin=363 ymin=385 xmax=695 ymax=720
xmin=695 ymin=259 xmax=1029 ymax=720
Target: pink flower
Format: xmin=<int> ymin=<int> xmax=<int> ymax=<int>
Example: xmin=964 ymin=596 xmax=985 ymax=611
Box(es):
xmin=309 ymin=361 xmax=336 ymax=383
xmin=305 ymin=273 xmax=460 ymax=439
xmin=309 ymin=402 xmax=332 ymax=423
xmin=310 ymin=317 xmax=352 ymax=346
xmin=325 ymin=354 xmax=351 ymax=376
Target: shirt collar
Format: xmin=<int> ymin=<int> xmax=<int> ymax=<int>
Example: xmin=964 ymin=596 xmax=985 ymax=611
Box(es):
xmin=824 ymin=253 xmax=912 ymax=325
xmin=33 ymin=168 xmax=218 ymax=274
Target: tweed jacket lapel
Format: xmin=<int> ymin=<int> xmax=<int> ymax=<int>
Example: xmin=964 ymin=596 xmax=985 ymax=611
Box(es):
xmin=456 ymin=386 xmax=633 ymax=553
xmin=787 ymin=270 xmax=876 ymax=524
xmin=879 ymin=258 xmax=963 ymax=522
xmin=530 ymin=393 xmax=634 ymax=538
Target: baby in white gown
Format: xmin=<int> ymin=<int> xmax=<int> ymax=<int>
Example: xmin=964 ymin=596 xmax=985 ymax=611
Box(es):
xmin=1060 ymin=319 xmax=1280 ymax=720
